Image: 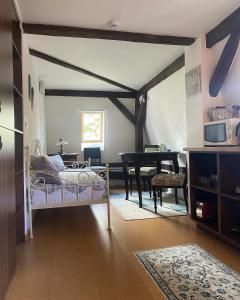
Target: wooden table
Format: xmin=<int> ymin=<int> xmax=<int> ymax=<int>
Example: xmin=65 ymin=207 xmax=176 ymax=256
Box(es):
xmin=119 ymin=151 xmax=179 ymax=207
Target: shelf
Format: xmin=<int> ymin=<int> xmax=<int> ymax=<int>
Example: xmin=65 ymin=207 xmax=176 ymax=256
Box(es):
xmin=221 ymin=235 xmax=240 ymax=251
xmin=196 ymin=220 xmax=218 ymax=234
xmin=221 ymin=193 xmax=240 ymax=203
xmin=191 ymin=185 xmax=217 ymax=194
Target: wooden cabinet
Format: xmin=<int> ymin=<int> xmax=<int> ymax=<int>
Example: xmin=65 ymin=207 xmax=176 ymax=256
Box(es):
xmin=0 ymin=0 xmax=23 ymax=298
xmin=12 ymin=5 xmax=24 ymax=245
xmin=0 ymin=0 xmax=14 ymax=130
xmin=0 ymin=127 xmax=16 ymax=299
xmin=186 ymin=147 xmax=240 ymax=252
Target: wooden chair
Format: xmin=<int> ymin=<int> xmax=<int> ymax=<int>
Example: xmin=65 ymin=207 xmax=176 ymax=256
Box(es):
xmin=83 ymin=147 xmax=102 ymax=166
xmin=151 ymin=162 xmax=188 ymax=213
xmin=128 ymin=145 xmax=162 ymax=197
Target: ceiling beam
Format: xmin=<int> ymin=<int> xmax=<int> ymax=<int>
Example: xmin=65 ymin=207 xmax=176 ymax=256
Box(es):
xmin=109 ymin=97 xmax=136 ymax=125
xmin=137 ymin=54 xmax=185 ymax=97
xmin=29 ymin=48 xmax=136 ymax=92
xmin=209 ymin=31 xmax=240 ymax=97
xmin=135 ymin=96 xmax=148 ymax=151
xmin=206 ymin=7 xmax=240 ymax=48
xmin=45 ymin=89 xmax=137 ymax=98
xmin=23 ymin=23 xmax=195 ymax=46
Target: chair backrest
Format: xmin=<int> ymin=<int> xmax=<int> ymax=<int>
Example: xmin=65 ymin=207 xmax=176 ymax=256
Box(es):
xmin=83 ymin=147 xmax=101 ymax=165
xmin=144 ymin=144 xmax=168 ymax=152
xmin=144 ymin=144 xmax=160 ymax=152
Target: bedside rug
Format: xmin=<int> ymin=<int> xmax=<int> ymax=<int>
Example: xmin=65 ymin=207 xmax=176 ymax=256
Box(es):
xmin=111 ymin=198 xmax=186 ymax=220
xmin=135 ymin=244 xmax=240 ymax=300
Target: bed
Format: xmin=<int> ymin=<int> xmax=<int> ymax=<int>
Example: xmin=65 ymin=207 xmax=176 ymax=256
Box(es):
xmin=26 ymin=140 xmax=111 ymax=238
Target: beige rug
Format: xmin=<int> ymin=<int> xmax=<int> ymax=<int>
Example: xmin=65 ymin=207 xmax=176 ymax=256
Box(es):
xmin=135 ymin=244 xmax=240 ymax=299
xmin=111 ymin=198 xmax=186 ymax=221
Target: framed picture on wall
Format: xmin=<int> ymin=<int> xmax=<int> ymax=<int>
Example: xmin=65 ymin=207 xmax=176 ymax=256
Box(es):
xmin=28 ymin=74 xmax=31 ymax=100
xmin=185 ymin=66 xmax=201 ymax=98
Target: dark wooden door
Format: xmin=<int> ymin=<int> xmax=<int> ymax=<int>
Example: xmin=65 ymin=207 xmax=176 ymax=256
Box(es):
xmin=0 ymin=127 xmax=16 ymax=299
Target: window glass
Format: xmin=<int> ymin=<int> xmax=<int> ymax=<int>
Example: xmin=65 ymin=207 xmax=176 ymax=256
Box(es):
xmin=80 ymin=111 xmax=105 ymax=150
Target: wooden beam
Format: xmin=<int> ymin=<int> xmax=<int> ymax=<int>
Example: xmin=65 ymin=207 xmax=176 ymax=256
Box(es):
xmin=206 ymin=7 xmax=240 ymax=48
xmin=209 ymin=31 xmax=240 ymax=97
xmin=135 ymin=96 xmax=147 ymax=151
xmin=45 ymin=89 xmax=136 ymax=98
xmin=29 ymin=48 xmax=136 ymax=92
xmin=137 ymin=54 xmax=185 ymax=97
xmin=23 ymin=23 xmax=195 ymax=46
xmin=109 ymin=97 xmax=136 ymax=125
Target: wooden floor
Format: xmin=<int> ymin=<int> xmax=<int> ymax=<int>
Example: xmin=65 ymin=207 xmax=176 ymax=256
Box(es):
xmin=5 ymin=190 xmax=240 ymax=300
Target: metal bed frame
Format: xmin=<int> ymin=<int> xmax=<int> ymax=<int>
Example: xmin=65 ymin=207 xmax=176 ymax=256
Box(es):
xmin=25 ymin=139 xmax=111 ymax=238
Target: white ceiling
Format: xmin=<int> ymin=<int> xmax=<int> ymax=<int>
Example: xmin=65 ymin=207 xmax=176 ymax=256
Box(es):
xmin=21 ymin=0 xmax=240 ymax=91
xmin=18 ymin=0 xmax=240 ymax=36
xmin=28 ymin=35 xmax=184 ymax=90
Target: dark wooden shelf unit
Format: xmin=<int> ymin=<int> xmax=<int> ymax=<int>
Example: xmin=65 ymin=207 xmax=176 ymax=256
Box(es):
xmin=221 ymin=196 xmax=240 ymax=244
xmin=12 ymin=7 xmax=24 ymax=246
xmin=14 ymin=89 xmax=23 ymax=132
xmin=13 ymin=45 xmax=22 ymax=93
xmin=12 ymin=20 xmax=21 ymax=57
xmin=187 ymin=149 xmax=240 ymax=251
xmin=0 ymin=1 xmax=24 ymax=297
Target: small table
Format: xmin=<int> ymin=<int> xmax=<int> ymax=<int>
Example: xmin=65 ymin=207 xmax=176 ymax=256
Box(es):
xmin=119 ymin=151 xmax=179 ymax=207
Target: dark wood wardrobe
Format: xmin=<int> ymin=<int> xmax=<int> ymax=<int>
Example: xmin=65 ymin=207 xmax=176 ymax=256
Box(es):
xmin=0 ymin=0 xmax=24 ymax=299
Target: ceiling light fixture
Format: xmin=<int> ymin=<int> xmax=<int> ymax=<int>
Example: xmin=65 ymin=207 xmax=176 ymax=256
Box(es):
xmin=108 ymin=20 xmax=120 ymax=31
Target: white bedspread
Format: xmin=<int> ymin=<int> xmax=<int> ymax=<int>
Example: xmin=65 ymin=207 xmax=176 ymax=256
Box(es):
xmin=31 ymin=168 xmax=107 ymax=207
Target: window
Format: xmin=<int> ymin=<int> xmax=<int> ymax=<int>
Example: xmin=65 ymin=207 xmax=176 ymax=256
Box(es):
xmin=80 ymin=111 xmax=105 ymax=149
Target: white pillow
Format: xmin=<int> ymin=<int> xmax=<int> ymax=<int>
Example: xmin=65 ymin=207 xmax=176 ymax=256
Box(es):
xmin=49 ymin=155 xmax=66 ymax=171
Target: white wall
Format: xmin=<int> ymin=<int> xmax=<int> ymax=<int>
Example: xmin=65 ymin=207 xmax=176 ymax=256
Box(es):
xmin=212 ymin=37 xmax=240 ymax=105
xmin=184 ymin=35 xmax=224 ymax=147
xmin=22 ymin=34 xmax=47 ymax=233
xmin=184 ymin=33 xmax=240 ymax=147
xmin=145 ymin=67 xmax=187 ymax=152
xmin=45 ymin=96 xmax=135 ymax=162
xmin=22 ymin=34 xmax=46 ymax=148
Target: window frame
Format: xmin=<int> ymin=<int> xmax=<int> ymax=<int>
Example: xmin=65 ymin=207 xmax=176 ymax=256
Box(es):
xmin=80 ymin=111 xmax=104 ymax=144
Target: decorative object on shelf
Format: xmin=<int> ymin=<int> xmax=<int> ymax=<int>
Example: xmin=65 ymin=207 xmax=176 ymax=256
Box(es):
xmin=230 ymin=225 xmax=240 ymax=234
xmin=56 ymin=138 xmax=68 ymax=154
xmin=185 ymin=66 xmax=201 ymax=98
xmin=196 ymin=174 xmax=217 ymax=188
xmin=232 ymin=105 xmax=240 ymax=118
xmin=234 ymin=185 xmax=240 ymax=194
xmin=207 ymin=106 xmax=233 ymax=121
xmin=196 ymin=201 xmax=217 ymax=221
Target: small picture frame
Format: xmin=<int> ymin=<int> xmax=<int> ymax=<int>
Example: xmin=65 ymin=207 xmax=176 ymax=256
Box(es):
xmin=30 ymin=87 xmax=34 ymax=111
xmin=28 ymin=75 xmax=31 ymax=100
xmin=185 ymin=66 xmax=201 ymax=98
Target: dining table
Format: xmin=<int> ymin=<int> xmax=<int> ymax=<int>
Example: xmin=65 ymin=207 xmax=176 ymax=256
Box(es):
xmin=119 ymin=151 xmax=179 ymax=208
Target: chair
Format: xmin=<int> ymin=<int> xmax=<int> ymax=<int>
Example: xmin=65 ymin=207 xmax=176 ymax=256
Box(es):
xmin=151 ymin=160 xmax=188 ymax=213
xmin=83 ymin=147 xmax=101 ymax=166
xmin=128 ymin=145 xmax=163 ymax=197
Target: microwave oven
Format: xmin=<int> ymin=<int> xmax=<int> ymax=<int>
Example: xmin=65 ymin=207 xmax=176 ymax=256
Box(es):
xmin=204 ymin=118 xmax=240 ymax=146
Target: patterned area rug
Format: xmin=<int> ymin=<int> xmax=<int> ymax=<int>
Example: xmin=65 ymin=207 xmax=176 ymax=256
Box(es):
xmin=135 ymin=244 xmax=240 ymax=300
xmin=110 ymin=192 xmax=187 ymax=221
